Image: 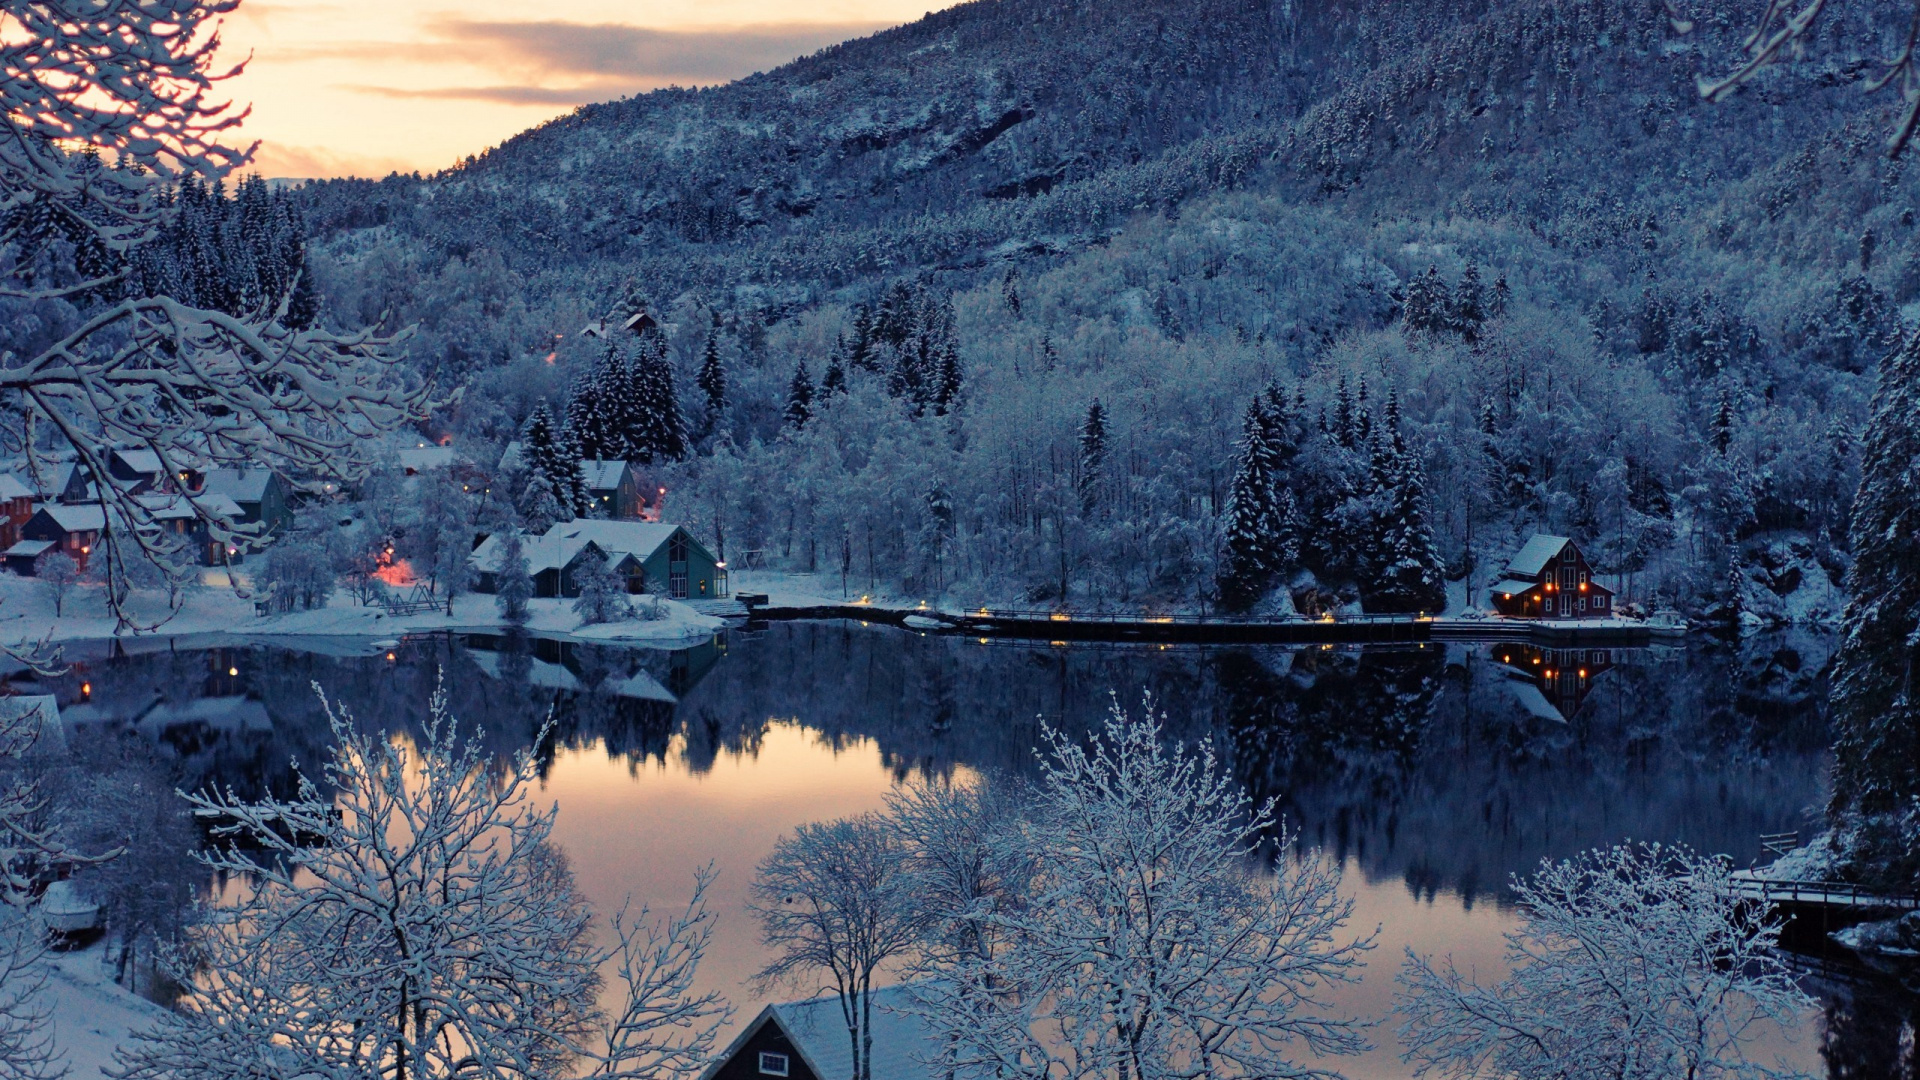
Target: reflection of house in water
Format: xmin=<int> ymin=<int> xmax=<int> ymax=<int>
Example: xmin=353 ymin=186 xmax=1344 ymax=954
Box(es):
xmin=1490 ymin=644 xmax=1616 ymax=722
xmin=458 ymin=634 xmax=724 ymax=762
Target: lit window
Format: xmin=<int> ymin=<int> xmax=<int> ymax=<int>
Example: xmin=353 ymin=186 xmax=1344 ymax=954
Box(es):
xmin=758 ymin=1052 xmax=790 ymax=1077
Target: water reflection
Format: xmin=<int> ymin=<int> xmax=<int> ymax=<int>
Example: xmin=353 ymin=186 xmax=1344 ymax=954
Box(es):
xmin=16 ymin=622 xmax=1908 ymax=1077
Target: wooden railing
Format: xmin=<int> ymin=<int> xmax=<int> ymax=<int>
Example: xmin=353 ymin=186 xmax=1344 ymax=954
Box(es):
xmin=1729 ymin=876 xmax=1920 ymax=912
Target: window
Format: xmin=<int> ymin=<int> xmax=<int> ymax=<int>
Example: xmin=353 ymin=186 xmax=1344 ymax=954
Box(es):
xmin=670 ymin=571 xmax=688 ymax=599
xmin=758 ymin=1052 xmax=790 ymax=1077
xmin=669 ymin=533 xmax=688 ymax=563
xmin=1596 ymin=595 xmax=1607 ymax=609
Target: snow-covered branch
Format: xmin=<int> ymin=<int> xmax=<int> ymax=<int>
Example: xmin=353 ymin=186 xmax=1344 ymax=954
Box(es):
xmin=115 ymin=679 xmax=726 ymax=1080
xmin=1396 ymin=843 xmax=1813 ymax=1080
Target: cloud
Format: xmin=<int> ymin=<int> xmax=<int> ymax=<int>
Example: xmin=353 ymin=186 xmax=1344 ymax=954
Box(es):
xmin=344 ymin=82 xmax=648 ymax=107
xmin=425 ymin=19 xmax=888 ymax=82
xmin=246 ymin=141 xmax=420 ymax=180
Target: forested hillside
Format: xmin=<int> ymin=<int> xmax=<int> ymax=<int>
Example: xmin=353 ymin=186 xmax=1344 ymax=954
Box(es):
xmin=296 ymin=0 xmax=1918 ymax=615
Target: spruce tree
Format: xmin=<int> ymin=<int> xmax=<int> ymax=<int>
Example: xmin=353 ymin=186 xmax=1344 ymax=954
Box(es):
xmin=1079 ymin=399 xmax=1108 ymax=516
xmin=1455 ymin=264 xmax=1486 ymax=342
xmin=494 ymin=529 xmax=533 ymax=623
xmin=822 ymin=340 xmax=849 ymax=398
xmin=567 ymin=347 xmax=617 ymax=461
xmin=1828 ymin=326 xmax=1920 ymax=873
xmin=1334 ymin=373 xmax=1354 ymax=449
xmin=1218 ymin=400 xmax=1286 ymax=611
xmin=628 ymin=331 xmax=688 ymax=463
xmin=697 ymin=328 xmax=727 ymax=427
xmin=1002 ymin=266 xmax=1022 ymax=318
xmin=1372 ymin=447 xmax=1448 ymax=613
xmin=785 ymin=360 xmax=815 ymax=430
xmin=1402 ymin=266 xmax=1451 ymax=337
xmin=931 ymin=340 xmax=962 ymax=416
xmin=518 ymin=402 xmax=577 ymax=526
xmin=1710 ymin=382 xmax=1736 ymax=456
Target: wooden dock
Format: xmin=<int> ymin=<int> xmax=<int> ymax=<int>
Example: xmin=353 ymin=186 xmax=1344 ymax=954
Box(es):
xmin=741 ymin=602 xmax=1662 ymax=646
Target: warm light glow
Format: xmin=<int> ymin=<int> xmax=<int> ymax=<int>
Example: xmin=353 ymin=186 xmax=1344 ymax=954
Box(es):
xmin=386 ymin=652 xmax=397 ymax=661
xmin=228 ymin=667 xmax=238 ymax=677
xmin=373 ymin=558 xmax=418 ymax=587
xmin=1532 ymin=657 xmax=1541 ymax=664
xmin=1579 ymin=669 xmax=1588 ymax=677
xmin=1146 ymin=616 xmax=1174 ymax=624
xmin=1049 ymin=612 xmax=1071 ymax=622
xmin=1580 ymin=582 xmax=1588 ymax=592
xmin=79 ymin=682 xmax=91 ymax=700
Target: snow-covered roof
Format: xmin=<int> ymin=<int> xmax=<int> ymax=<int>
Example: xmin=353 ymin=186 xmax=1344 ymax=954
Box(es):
xmin=707 ymin=985 xmax=945 ymax=1080
xmin=1504 ymin=535 xmax=1571 ymax=577
xmin=465 ymin=649 xmax=585 ymax=691
xmin=140 ymin=493 xmax=242 ymax=521
xmin=3 ymin=540 xmax=54 ymax=558
xmin=0 ymin=473 xmax=31 ymax=501
xmin=1501 ymin=677 xmax=1568 ymax=723
xmin=136 ymin=696 xmax=273 ymax=738
xmin=581 ymin=459 xmax=630 ymax=490
xmin=200 ymin=468 xmax=274 ymax=504
xmin=1490 ymin=578 xmax=1539 ymax=598
xmin=397 ymin=445 xmax=456 ymax=473
xmin=600 ymin=670 xmax=676 ymax=704
xmin=112 ymin=449 xmax=165 ymax=477
xmin=35 ymin=504 xmax=105 ymax=533
xmin=469 ymin=532 xmax=601 ymax=575
xmin=545 ymin=520 xmax=680 ymax=562
xmin=0 ymin=695 xmax=64 ymax=757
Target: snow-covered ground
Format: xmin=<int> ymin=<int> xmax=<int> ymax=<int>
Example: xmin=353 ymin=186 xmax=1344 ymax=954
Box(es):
xmin=35 ymin=943 xmax=170 ymax=1080
xmin=0 ymin=574 xmax=724 ymax=650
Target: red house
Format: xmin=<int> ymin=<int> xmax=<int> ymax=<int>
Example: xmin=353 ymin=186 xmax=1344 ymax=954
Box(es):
xmin=1490 ymin=534 xmax=1615 ymax=619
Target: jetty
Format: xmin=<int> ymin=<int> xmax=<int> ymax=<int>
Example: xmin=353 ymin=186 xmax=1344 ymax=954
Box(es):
xmin=735 ymin=599 xmax=1665 ymax=646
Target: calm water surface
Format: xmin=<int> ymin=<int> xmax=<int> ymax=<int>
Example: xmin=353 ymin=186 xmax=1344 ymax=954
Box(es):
xmin=28 ymin=621 xmax=1918 ymax=1078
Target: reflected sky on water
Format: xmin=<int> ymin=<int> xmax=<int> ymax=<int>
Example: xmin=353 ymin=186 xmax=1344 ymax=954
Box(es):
xmin=28 ymin=621 xmax=1915 ymax=1078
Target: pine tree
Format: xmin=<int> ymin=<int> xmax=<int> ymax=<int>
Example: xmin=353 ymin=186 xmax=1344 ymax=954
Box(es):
xmin=931 ymin=341 xmax=963 ymax=416
xmin=568 ymin=346 xmax=619 ymax=461
xmin=848 ymin=305 xmax=877 ymax=372
xmin=1455 ymin=264 xmax=1486 ymax=342
xmin=1371 ymin=447 xmax=1448 ymax=613
xmin=1079 ymin=399 xmax=1108 ymax=516
xmin=627 ymin=331 xmax=688 ymax=463
xmin=822 ymin=339 xmax=849 ymax=398
xmin=1710 ymin=382 xmax=1736 ymax=456
xmin=518 ymin=402 xmax=577 ymax=526
xmin=1828 ymin=326 xmax=1920 ymax=871
xmin=1488 ymin=275 xmax=1512 ymax=320
xmin=785 ymin=360 xmax=815 ymax=430
xmin=697 ymin=327 xmax=727 ymax=428
xmin=1402 ymin=266 xmax=1452 ymax=337
xmin=1334 ymin=373 xmax=1355 ymax=449
xmin=1218 ymin=400 xmax=1287 ymax=611
xmin=1002 ymin=266 xmax=1022 ymax=318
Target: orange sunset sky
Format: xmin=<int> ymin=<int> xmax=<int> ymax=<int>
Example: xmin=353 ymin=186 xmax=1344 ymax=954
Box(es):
xmin=214 ymin=1 xmax=951 ymax=179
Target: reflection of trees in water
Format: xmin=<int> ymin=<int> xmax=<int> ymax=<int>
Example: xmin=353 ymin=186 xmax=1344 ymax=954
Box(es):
xmin=1794 ymin=958 xmax=1920 ymax=1079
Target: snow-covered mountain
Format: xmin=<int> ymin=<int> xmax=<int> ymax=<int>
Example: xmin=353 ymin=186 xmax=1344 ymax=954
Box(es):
xmin=297 ymin=0 xmax=1912 ymax=613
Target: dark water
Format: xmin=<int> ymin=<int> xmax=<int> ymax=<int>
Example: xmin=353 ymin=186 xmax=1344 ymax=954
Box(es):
xmin=26 ymin=622 xmax=1920 ymax=1077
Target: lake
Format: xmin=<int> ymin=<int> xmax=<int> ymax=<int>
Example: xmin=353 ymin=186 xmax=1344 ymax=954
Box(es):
xmin=26 ymin=621 xmax=1916 ymax=1078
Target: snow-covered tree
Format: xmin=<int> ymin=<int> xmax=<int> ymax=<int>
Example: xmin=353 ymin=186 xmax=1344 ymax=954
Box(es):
xmin=909 ymin=696 xmax=1374 ymax=1080
xmin=785 ymin=360 xmax=815 ymax=431
xmin=38 ymin=552 xmax=79 ymax=618
xmin=0 ymin=0 xmax=428 ymax=629
xmin=116 ymin=683 xmax=729 ymax=1080
xmin=495 ymin=529 xmax=533 ymax=623
xmin=1219 ymin=399 xmax=1287 ymax=611
xmin=885 ymin=775 xmax=1033 ymax=970
xmin=1828 ymin=323 xmax=1920 ymax=879
xmin=1 ymin=698 xmax=71 ymax=1080
xmin=1079 ymin=399 xmax=1108 ymax=516
xmin=751 ymin=813 xmax=925 ymax=1080
xmin=697 ymin=327 xmax=728 ymax=436
xmin=519 ymin=402 xmax=582 ymax=525
xmin=256 ymin=534 xmax=334 ymax=612
xmin=573 ymin=552 xmax=632 ymax=624
xmin=628 ymin=331 xmax=689 ymax=464
xmin=1397 ymin=843 xmax=1811 ymax=1080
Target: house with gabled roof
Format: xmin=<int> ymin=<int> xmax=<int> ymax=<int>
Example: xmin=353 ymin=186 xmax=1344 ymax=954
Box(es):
xmin=198 ymin=469 xmax=293 ymax=533
xmin=468 ymin=520 xmax=727 ymax=600
xmin=701 ymin=985 xmax=944 ymax=1080
xmin=1490 ymin=534 xmax=1615 ymax=619
xmin=21 ymin=504 xmax=105 ymax=569
xmin=0 ymin=473 xmax=34 ymax=549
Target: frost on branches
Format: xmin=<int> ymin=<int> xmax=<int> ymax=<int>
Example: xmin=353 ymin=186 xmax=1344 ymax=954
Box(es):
xmin=1396 ymin=843 xmax=1812 ymax=1080
xmin=907 ymin=697 xmax=1375 ymax=1080
xmin=116 ymin=682 xmax=728 ymax=1080
xmin=2 ymin=0 xmax=431 ymax=629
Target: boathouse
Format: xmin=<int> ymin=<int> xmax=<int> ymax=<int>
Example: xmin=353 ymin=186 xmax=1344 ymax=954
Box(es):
xmin=1490 ymin=534 xmax=1615 ymax=619
xmin=701 ymin=985 xmax=943 ymax=1080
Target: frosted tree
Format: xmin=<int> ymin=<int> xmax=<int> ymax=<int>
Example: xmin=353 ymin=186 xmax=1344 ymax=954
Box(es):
xmin=1827 ymin=324 xmax=1920 ymax=878
xmin=495 ymin=529 xmax=533 ymax=623
xmin=570 ymin=346 xmax=622 ymax=461
xmin=256 ymin=534 xmax=334 ymax=612
xmin=821 ymin=341 xmax=849 ymax=399
xmin=1079 ymin=399 xmax=1108 ymax=516
xmin=785 ymin=360 xmax=815 ymax=431
xmin=573 ymin=552 xmax=632 ymax=624
xmin=37 ymin=552 xmax=79 ymax=617
xmin=629 ymin=331 xmax=688 ymax=463
xmin=519 ymin=402 xmax=581 ymax=525
xmin=1219 ymin=399 xmax=1286 ymax=611
xmin=1397 ymin=843 xmax=1811 ymax=1080
xmin=116 ymin=683 xmax=729 ymax=1080
xmin=0 ymin=0 xmax=429 ymax=629
xmin=907 ymin=697 xmax=1374 ymax=1080
xmin=696 ymin=327 xmax=727 ymax=436
xmin=1402 ymin=266 xmax=1452 ymax=338
xmin=885 ymin=776 xmax=1034 ymax=969
xmin=751 ymin=813 xmax=925 ymax=1080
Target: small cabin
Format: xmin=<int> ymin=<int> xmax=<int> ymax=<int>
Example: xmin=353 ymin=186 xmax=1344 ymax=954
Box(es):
xmin=198 ymin=469 xmax=294 ymax=534
xmin=702 ymin=985 xmax=944 ymax=1080
xmin=21 ymin=504 xmax=105 ymax=570
xmin=0 ymin=473 xmax=34 ymax=549
xmin=582 ymin=459 xmax=645 ymax=520
xmin=1490 ymin=534 xmax=1615 ymax=619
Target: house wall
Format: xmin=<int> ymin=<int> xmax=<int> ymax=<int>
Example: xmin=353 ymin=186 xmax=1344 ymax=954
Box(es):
xmin=709 ymin=1021 xmax=818 ymax=1080
xmin=1495 ymin=542 xmax=1615 ymax=619
xmin=640 ymin=529 xmax=726 ymax=600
